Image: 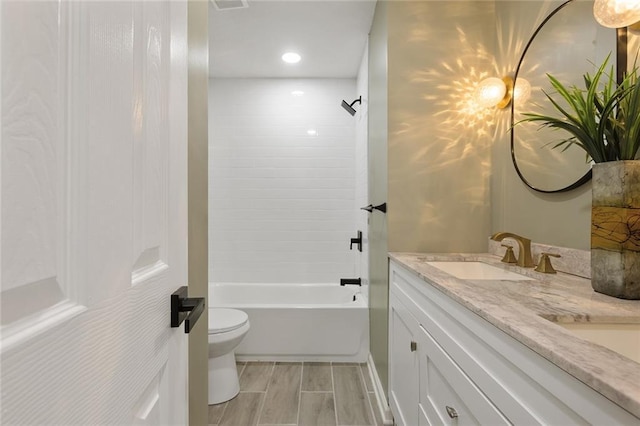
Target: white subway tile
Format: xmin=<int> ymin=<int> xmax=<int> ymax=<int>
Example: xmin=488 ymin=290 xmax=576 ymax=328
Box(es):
xmin=209 ymin=78 xmax=358 ymax=283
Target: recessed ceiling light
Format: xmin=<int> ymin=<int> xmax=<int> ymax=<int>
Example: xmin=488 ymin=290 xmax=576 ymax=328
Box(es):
xmin=291 ymin=90 xmax=305 ymax=96
xmin=307 ymin=129 xmax=317 ymax=136
xmin=282 ymin=52 xmax=301 ymax=64
xmin=212 ymin=0 xmax=248 ymax=11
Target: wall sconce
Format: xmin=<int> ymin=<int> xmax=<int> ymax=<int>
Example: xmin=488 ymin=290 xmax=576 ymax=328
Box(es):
xmin=593 ymin=0 xmax=640 ymax=28
xmin=475 ymin=77 xmax=531 ymax=109
xmin=475 ymin=77 xmax=513 ymax=109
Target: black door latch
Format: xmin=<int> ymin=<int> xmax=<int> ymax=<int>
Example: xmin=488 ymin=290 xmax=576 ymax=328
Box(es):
xmin=171 ymin=286 xmax=205 ymax=334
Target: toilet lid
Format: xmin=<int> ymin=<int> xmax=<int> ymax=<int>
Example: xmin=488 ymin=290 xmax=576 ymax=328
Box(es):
xmin=208 ymin=308 xmax=248 ymax=334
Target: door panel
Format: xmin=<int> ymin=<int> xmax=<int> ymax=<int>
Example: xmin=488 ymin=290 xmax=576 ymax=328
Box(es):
xmin=1 ymin=1 xmax=189 ymax=424
xmin=1 ymin=0 xmax=74 ymax=333
xmin=132 ymin=1 xmax=170 ymax=283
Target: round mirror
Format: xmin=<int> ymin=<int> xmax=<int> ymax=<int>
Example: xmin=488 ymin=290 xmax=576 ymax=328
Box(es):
xmin=511 ymin=0 xmax=617 ymax=193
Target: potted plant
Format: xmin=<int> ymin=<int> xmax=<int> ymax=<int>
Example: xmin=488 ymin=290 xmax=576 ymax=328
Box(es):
xmin=519 ymin=55 xmax=640 ymax=299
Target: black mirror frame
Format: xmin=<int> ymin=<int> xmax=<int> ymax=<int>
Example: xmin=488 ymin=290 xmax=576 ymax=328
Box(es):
xmin=509 ymin=0 xmax=617 ymax=193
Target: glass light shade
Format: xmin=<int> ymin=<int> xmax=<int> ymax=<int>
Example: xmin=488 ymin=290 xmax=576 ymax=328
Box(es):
xmin=594 ymin=0 xmax=640 ymax=28
xmin=513 ymin=78 xmax=531 ymax=106
xmin=282 ymin=52 xmax=301 ymax=63
xmin=475 ymin=77 xmax=507 ymax=108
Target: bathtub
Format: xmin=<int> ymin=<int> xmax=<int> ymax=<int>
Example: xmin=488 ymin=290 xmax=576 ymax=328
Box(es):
xmin=209 ymin=283 xmax=369 ymax=362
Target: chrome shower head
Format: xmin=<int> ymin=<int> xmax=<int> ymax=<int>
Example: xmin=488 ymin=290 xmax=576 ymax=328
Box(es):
xmin=341 ymin=96 xmax=362 ymax=116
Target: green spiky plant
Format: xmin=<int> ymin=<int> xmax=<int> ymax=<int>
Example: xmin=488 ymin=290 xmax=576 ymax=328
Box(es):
xmin=518 ymin=54 xmax=640 ymax=163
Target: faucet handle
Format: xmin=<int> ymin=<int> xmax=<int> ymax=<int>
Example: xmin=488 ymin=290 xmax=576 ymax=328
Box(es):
xmin=500 ymin=244 xmax=517 ymax=264
xmin=535 ymin=252 xmax=561 ymax=274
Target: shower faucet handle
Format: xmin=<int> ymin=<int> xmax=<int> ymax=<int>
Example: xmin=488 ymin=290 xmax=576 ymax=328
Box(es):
xmin=350 ymin=231 xmax=363 ymax=252
xmin=360 ymin=203 xmax=386 ymax=214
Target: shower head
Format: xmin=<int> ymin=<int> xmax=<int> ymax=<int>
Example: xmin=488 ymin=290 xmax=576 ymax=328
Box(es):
xmin=341 ymin=96 xmax=362 ymax=116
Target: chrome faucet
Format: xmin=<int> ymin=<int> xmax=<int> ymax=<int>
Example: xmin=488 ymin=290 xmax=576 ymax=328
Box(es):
xmin=490 ymin=232 xmax=534 ymax=268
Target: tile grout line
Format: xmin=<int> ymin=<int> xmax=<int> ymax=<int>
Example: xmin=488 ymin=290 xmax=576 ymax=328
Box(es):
xmin=358 ymin=365 xmax=377 ymax=426
xmin=237 ymin=362 xmax=247 ymax=378
xmin=296 ymin=362 xmax=304 ymax=426
xmin=215 ymin=400 xmax=229 ymax=426
xmin=255 ymin=362 xmax=276 ymax=426
xmin=212 ymin=362 xmax=248 ymax=425
xmin=331 ymin=363 xmax=339 ymax=426
xmin=211 ymin=364 xmax=239 ymax=426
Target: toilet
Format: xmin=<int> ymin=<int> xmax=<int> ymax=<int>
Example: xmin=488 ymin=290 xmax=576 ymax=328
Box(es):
xmin=208 ymin=308 xmax=250 ymax=405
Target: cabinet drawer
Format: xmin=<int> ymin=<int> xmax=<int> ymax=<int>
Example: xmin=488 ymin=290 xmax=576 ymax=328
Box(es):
xmin=417 ymin=324 xmax=509 ymax=426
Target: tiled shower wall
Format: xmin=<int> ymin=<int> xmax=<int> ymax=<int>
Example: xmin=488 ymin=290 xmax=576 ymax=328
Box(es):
xmin=209 ymin=79 xmax=357 ymax=284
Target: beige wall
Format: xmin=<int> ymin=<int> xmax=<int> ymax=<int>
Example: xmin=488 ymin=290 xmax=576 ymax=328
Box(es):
xmin=387 ymin=1 xmax=495 ymax=253
xmin=368 ymin=0 xmax=496 ymax=396
xmin=188 ymin=1 xmax=208 ymax=424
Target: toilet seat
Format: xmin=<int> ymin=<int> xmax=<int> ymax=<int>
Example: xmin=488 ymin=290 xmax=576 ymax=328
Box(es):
xmin=209 ymin=308 xmax=248 ymax=334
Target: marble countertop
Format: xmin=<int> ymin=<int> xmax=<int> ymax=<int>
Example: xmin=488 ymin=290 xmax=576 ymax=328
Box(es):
xmin=389 ymin=252 xmax=640 ymax=419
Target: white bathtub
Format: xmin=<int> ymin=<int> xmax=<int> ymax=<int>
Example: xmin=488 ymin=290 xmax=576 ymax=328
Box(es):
xmin=209 ymin=283 xmax=369 ymax=362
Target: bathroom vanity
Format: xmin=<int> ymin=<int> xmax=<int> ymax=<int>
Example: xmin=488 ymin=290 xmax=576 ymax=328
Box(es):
xmin=388 ymin=253 xmax=640 ymax=426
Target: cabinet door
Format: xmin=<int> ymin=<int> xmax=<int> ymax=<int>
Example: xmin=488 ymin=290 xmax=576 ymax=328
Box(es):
xmin=417 ymin=325 xmax=510 ymax=426
xmin=389 ymin=294 xmax=420 ymax=426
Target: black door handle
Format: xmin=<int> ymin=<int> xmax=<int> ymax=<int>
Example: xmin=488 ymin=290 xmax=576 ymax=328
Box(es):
xmin=171 ymin=287 xmax=205 ymax=333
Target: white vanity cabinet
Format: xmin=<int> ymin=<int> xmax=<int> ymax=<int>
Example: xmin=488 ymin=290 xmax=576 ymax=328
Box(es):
xmin=388 ymin=259 xmax=640 ymax=426
xmin=389 ymin=285 xmax=507 ymax=426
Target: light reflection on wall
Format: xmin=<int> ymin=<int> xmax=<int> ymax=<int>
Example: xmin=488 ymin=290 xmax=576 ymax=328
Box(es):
xmin=387 ymin=2 xmax=495 ymax=253
xmin=407 ymin=27 xmax=499 ymax=140
xmin=492 ymin=1 xmax=563 ymax=139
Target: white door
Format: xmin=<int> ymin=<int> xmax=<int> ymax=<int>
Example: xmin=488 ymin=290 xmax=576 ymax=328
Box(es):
xmin=1 ymin=1 xmax=190 ymax=424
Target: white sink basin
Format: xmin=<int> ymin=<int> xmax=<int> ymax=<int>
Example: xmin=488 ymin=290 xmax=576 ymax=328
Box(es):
xmin=426 ymin=261 xmax=534 ymax=281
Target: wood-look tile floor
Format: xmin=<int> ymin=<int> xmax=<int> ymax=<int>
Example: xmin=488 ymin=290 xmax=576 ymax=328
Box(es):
xmin=208 ymin=362 xmax=384 ymax=426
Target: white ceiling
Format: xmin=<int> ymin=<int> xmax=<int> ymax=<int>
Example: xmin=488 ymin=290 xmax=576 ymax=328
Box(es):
xmin=208 ymin=0 xmax=377 ymax=78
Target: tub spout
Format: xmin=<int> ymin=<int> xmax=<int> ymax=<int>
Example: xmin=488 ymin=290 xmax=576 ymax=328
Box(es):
xmin=340 ymin=278 xmax=362 ymax=286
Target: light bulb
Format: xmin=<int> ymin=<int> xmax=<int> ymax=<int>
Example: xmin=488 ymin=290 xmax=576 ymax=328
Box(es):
xmin=513 ymin=78 xmax=531 ymax=106
xmin=475 ymin=77 xmax=507 ymax=108
xmin=282 ymin=52 xmax=301 ymax=64
xmin=594 ymin=0 xmax=640 ymax=28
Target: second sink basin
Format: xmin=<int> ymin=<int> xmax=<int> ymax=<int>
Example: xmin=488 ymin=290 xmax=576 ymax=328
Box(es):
xmin=427 ymin=261 xmax=534 ymax=281
xmin=555 ymin=322 xmax=640 ymax=364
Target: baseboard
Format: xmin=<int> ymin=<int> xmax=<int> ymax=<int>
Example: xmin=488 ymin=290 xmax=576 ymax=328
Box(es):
xmin=367 ymin=354 xmax=394 ymax=425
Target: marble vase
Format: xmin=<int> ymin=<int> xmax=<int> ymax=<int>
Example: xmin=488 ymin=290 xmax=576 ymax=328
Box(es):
xmin=591 ymin=161 xmax=640 ymax=299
